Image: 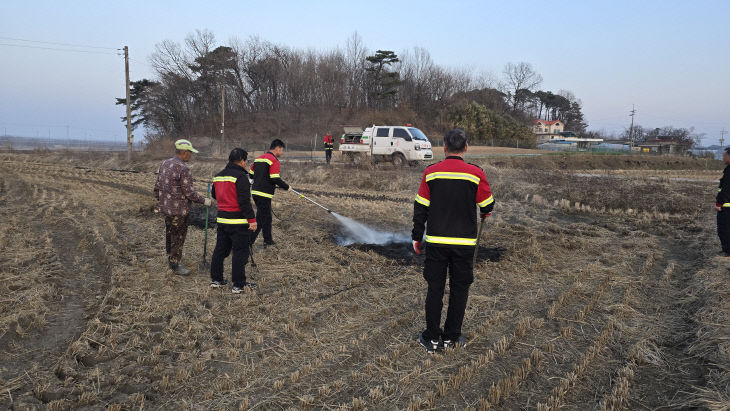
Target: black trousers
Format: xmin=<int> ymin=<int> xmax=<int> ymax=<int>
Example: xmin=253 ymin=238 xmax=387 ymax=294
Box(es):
xmin=718 ymin=210 xmax=730 ymax=254
xmin=325 ymin=149 xmax=333 ymax=164
xmin=423 ymin=245 xmax=474 ymax=341
xmin=210 ymin=223 xmax=250 ymax=287
xmin=251 ymin=196 xmax=273 ymax=244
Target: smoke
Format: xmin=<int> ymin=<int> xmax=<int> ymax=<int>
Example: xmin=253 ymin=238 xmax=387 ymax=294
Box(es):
xmin=332 ymin=213 xmax=410 ymax=246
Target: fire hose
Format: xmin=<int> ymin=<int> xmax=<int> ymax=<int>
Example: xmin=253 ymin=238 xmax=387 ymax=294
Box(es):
xmin=290 ymin=188 xmax=333 ymax=214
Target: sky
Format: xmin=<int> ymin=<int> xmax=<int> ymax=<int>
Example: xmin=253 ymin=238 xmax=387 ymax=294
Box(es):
xmin=1 ymin=0 xmax=728 ymax=144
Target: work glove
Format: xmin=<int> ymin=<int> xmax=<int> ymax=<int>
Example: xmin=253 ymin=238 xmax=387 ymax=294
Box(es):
xmin=288 ymin=186 xmax=293 ymax=192
xmin=412 ymin=240 xmax=423 ymax=255
xmin=480 ymin=212 xmax=492 ymax=220
xmin=204 ymin=198 xmax=212 ymax=207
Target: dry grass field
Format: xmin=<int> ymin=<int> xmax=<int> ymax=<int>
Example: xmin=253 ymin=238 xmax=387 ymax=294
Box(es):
xmin=0 ymin=151 xmax=728 ymax=410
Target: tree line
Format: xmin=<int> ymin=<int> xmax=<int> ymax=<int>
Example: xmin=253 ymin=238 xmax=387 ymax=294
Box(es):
xmin=118 ymin=30 xmax=589 ymax=149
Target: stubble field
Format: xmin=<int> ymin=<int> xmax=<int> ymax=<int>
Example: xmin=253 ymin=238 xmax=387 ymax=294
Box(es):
xmin=0 ymin=151 xmax=728 ymax=410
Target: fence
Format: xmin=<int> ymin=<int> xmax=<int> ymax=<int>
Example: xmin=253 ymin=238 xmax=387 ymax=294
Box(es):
xmin=537 ymin=142 xmax=632 ymax=154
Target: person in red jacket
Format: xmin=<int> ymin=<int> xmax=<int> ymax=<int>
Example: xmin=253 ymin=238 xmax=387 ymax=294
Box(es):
xmin=323 ymin=133 xmax=334 ymax=164
xmin=249 ymin=139 xmax=291 ymax=246
xmin=210 ymin=148 xmax=258 ymax=293
xmin=412 ymin=129 xmax=494 ymax=353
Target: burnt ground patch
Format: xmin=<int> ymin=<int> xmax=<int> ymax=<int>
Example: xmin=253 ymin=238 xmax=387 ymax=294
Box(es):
xmin=348 ymin=241 xmax=506 ymax=265
xmin=187 ymin=204 xmax=218 ymax=228
xmin=135 ymin=203 xmax=218 ymax=229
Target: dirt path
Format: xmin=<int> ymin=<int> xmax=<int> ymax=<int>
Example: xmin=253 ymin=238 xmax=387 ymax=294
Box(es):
xmin=0 ymin=166 xmax=115 ymax=407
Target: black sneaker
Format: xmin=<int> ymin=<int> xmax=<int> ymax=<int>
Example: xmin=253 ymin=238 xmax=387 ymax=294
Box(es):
xmin=210 ymin=279 xmax=228 ymax=288
xmin=232 ymin=282 xmax=257 ymax=293
xmin=418 ymin=334 xmax=440 ymax=354
xmin=443 ymin=336 xmax=467 ymax=349
xmin=263 ymin=240 xmax=276 ymax=247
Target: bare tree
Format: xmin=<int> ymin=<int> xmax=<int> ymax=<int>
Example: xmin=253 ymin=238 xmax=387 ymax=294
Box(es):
xmin=502 ymin=62 xmax=543 ymax=111
xmin=135 ymin=30 xmax=589 ymax=148
xmin=344 ymin=32 xmax=368 ymax=108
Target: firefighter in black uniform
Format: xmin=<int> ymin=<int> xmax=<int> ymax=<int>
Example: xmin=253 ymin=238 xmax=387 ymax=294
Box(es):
xmin=249 ymin=139 xmax=291 ymax=246
xmin=716 ymin=147 xmax=730 ymax=256
xmin=210 ymin=148 xmax=258 ymax=293
xmin=412 ymin=129 xmax=495 ymax=353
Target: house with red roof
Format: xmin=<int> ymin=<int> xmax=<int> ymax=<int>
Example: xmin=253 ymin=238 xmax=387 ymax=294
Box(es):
xmin=532 ymin=119 xmax=565 ymax=143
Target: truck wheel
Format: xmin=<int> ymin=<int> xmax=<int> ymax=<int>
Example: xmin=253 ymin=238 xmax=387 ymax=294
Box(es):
xmin=392 ymin=153 xmax=405 ymax=167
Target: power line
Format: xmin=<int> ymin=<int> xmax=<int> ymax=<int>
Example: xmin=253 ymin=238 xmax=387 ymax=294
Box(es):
xmin=0 ymin=36 xmax=118 ymax=50
xmin=0 ymin=42 xmax=120 ymax=55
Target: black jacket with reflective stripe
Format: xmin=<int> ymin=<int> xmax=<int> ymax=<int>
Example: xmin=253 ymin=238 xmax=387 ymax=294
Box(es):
xmin=412 ymin=156 xmax=494 ymax=248
xmin=250 ymin=152 xmax=289 ymax=198
xmin=211 ymin=163 xmax=256 ymax=223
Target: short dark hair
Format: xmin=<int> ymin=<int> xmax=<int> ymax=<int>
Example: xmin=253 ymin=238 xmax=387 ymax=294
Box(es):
xmin=725 ymin=147 xmax=730 ymax=155
xmin=444 ymin=129 xmax=467 ymax=153
xmin=228 ymin=147 xmax=248 ymax=163
xmin=270 ymin=139 xmax=286 ymax=150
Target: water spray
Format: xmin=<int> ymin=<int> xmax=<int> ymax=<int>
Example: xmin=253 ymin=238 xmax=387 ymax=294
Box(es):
xmin=289 ymin=188 xmax=409 ymax=246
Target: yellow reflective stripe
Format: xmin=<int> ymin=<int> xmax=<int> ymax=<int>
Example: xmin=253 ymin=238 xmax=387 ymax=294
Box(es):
xmin=425 ymin=235 xmax=477 ymax=246
xmin=213 ymin=176 xmax=237 ymax=183
xmin=477 ymin=195 xmax=494 ymax=207
xmin=251 ymin=190 xmax=273 ymax=198
xmin=217 ymin=217 xmax=249 ymax=224
xmin=255 ymin=158 xmax=273 ymax=165
xmin=719 ymin=188 xmax=722 ymax=192
xmin=270 ymin=174 xmax=280 ymax=178
xmin=415 ymin=194 xmax=430 ymax=207
xmin=723 ymin=203 xmax=730 ymax=208
xmin=249 ymin=169 xmax=254 ymax=175
xmin=425 ymin=172 xmax=480 ymax=185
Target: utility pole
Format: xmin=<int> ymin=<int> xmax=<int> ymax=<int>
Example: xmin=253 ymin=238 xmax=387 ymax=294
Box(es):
xmin=124 ymin=46 xmax=132 ymax=162
xmin=220 ymin=84 xmax=225 ymax=149
xmin=721 ymin=128 xmax=727 ymax=147
xmin=628 ymin=104 xmax=636 ymax=146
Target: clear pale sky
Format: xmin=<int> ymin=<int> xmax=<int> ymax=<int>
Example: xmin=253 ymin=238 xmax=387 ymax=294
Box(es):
xmin=1 ymin=0 xmax=728 ymax=144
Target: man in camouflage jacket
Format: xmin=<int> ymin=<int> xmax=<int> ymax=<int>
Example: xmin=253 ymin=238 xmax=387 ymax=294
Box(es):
xmin=154 ymin=139 xmax=211 ymax=275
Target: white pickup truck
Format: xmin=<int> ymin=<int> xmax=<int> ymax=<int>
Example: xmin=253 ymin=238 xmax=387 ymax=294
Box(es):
xmin=339 ymin=125 xmax=434 ymax=166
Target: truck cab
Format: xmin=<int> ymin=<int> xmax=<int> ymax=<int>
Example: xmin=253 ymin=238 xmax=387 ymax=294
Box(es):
xmin=340 ymin=125 xmax=433 ymax=166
